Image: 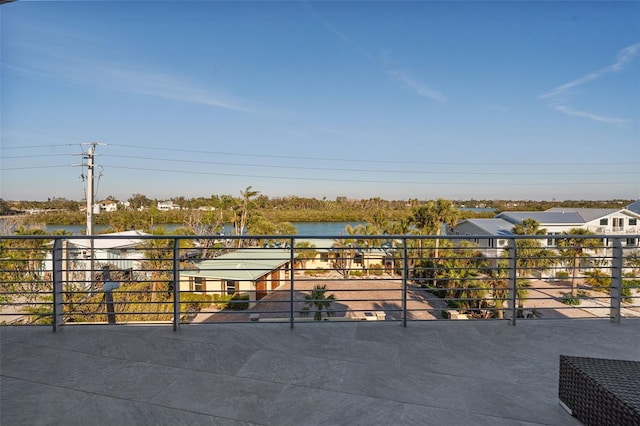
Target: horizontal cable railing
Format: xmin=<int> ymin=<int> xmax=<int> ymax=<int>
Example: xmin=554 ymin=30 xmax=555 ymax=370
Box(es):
xmin=0 ymin=234 xmax=638 ymax=331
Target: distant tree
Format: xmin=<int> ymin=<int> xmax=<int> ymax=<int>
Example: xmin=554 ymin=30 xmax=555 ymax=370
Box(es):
xmin=487 ymin=259 xmax=510 ymax=319
xmin=294 ymin=241 xmax=317 ymax=270
xmin=557 ymin=228 xmax=600 ymax=298
xmin=368 ymin=210 xmax=390 ymax=235
xmin=103 ymin=211 xmax=148 ymax=233
xmin=332 ymin=238 xmax=356 ymax=278
xmin=128 ymin=194 xmax=152 ymax=210
xmin=409 ymin=199 xmax=459 ymax=279
xmin=512 ymin=219 xmax=552 ymax=278
xmin=141 ymin=229 xmax=175 ymax=303
xmin=230 ymin=186 xmax=259 ymax=246
xmin=0 ymin=198 xmax=11 ymax=215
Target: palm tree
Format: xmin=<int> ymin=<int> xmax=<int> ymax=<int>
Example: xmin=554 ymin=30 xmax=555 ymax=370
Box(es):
xmin=332 ymin=238 xmax=355 ymax=278
xmin=487 ymin=260 xmax=509 ymax=319
xmin=368 ymin=210 xmax=389 ymax=235
xmin=294 ymin=241 xmax=318 ymax=270
xmin=511 ymin=218 xmax=551 ymax=278
xmin=142 ymin=229 xmax=175 ymax=303
xmin=232 ymin=186 xmax=259 ymax=246
xmin=408 ymin=199 xmax=459 ymax=282
xmin=439 ymin=246 xmax=485 ymax=311
xmin=303 ymin=284 xmax=335 ymax=320
xmin=430 ymin=199 xmax=460 ymax=262
xmin=557 ymin=228 xmax=600 ymax=298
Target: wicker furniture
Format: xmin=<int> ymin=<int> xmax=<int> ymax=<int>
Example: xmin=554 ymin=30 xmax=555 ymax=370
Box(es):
xmin=559 ymin=355 xmax=640 ymax=426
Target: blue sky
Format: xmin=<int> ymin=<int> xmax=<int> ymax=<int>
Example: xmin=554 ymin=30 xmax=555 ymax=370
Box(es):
xmin=1 ymin=1 xmax=639 ymax=202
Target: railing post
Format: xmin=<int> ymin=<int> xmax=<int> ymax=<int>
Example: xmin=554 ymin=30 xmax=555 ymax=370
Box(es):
xmin=101 ymin=266 xmax=119 ymax=325
xmin=610 ymin=238 xmax=622 ymax=324
xmin=402 ymin=237 xmax=408 ymax=327
xmin=289 ymin=238 xmax=295 ymax=329
xmin=508 ymin=238 xmax=517 ymax=326
xmin=52 ymin=238 xmax=64 ymax=332
xmin=173 ymin=238 xmax=180 ymax=331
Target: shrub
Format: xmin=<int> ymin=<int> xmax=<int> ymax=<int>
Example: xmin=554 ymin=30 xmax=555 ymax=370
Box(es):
xmin=304 ymin=268 xmax=329 ymax=276
xmin=584 ymin=270 xmax=610 ymax=290
xmin=369 ymin=264 xmax=384 ymax=276
xmin=180 ymin=293 xmax=216 ymax=315
xmin=555 ymin=271 xmax=569 ymax=280
xmin=560 ymin=294 xmax=581 ymax=306
xmin=228 ymin=293 xmax=250 ymax=310
xmin=622 ymin=276 xmax=638 ymax=302
xmin=212 ymin=293 xmax=233 ymax=308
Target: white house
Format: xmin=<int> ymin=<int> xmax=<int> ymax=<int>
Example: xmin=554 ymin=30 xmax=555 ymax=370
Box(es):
xmin=452 ymin=207 xmax=640 ymax=256
xmin=627 ymin=200 xmax=640 ymax=215
xmin=157 ymin=201 xmax=180 ymax=211
xmin=43 ymin=230 xmax=151 ymax=288
xmin=65 ymin=230 xmax=150 ymax=271
xmin=97 ymin=200 xmax=118 ymax=213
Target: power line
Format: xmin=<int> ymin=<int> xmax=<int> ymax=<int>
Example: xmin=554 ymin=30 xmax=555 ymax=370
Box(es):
xmin=103 ymin=164 xmax=638 ymax=186
xmin=1 ymin=144 xmax=75 ymax=150
xmin=0 ymin=165 xmax=72 ymax=171
xmin=101 ymin=154 xmax=639 ymax=176
xmin=2 ymin=154 xmax=71 ymax=159
xmin=108 ymin=143 xmax=638 ymax=167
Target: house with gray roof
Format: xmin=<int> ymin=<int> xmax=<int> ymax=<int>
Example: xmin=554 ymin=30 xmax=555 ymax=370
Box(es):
xmin=179 ymin=248 xmax=292 ymax=304
xmin=450 ymin=218 xmax=515 ymax=259
xmin=452 ymin=207 xmax=640 ymax=255
xmin=627 ymin=200 xmax=640 ymax=215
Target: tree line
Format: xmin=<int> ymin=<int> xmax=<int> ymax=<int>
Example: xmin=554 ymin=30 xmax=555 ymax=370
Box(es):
xmin=2 ymin=192 xmax=634 ymax=228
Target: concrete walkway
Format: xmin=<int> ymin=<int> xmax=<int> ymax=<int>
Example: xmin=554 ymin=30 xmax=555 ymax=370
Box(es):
xmin=2 ymin=319 xmax=639 ymax=425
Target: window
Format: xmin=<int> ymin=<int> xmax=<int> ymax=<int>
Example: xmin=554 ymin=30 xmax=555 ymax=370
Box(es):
xmin=626 ymin=238 xmax=637 ymax=247
xmin=599 ymin=218 xmax=608 ymax=226
xmin=630 ymin=218 xmax=637 ymax=226
xmin=194 ymin=277 xmax=204 ymax=292
xmin=547 ymin=232 xmax=560 ymax=247
xmin=226 ymin=280 xmax=236 ymax=295
xmin=613 ymin=217 xmax=624 ymax=228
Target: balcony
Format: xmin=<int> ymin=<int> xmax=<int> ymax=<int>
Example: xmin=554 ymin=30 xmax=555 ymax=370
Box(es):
xmin=2 ymin=319 xmax=639 ymax=424
xmin=1 ymin=233 xmax=639 ymax=423
xmin=1 ymin=233 xmax=639 ymax=326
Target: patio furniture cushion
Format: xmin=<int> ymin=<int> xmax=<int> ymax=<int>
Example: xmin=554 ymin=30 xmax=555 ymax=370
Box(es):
xmin=559 ymin=355 xmax=640 ymax=426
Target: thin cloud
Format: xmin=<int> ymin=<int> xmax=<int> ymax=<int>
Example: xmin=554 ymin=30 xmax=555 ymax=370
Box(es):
xmin=102 ymin=67 xmax=249 ymax=112
xmin=553 ymin=105 xmax=628 ymax=125
xmin=540 ymin=43 xmax=639 ymax=124
xmin=380 ymin=50 xmax=446 ymax=102
xmin=387 ymin=69 xmax=447 ymax=102
xmin=541 ymin=43 xmax=640 ymax=99
xmin=3 ymin=44 xmax=250 ymax=112
xmin=301 ymin=1 xmax=371 ymax=58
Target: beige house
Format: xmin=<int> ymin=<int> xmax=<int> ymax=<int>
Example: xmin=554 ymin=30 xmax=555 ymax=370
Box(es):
xmin=296 ymin=239 xmax=394 ymax=274
xmin=179 ymin=248 xmax=292 ymax=304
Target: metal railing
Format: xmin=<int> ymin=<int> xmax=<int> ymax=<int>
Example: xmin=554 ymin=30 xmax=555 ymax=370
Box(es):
xmin=1 ymin=234 xmax=639 ymax=331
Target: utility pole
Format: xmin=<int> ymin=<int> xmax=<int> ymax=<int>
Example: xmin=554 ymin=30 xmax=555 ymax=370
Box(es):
xmin=86 ymin=145 xmax=95 ymax=293
xmin=86 ymin=145 xmax=95 ymax=237
xmin=74 ymin=142 xmax=105 ymax=293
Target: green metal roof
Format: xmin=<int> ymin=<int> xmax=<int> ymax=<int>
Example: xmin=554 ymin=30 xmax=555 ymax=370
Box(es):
xmin=181 ymin=248 xmax=291 ymax=281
